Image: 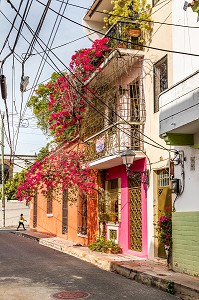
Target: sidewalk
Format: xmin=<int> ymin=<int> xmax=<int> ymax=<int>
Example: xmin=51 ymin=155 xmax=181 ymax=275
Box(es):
xmin=14 ymin=230 xmax=199 ymax=300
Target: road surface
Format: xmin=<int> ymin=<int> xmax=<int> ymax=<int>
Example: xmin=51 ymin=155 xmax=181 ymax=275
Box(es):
xmin=0 ymin=230 xmax=177 ymax=300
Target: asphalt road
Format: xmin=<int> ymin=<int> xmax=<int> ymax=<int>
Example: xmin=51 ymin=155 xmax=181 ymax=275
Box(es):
xmin=0 ymin=230 xmax=177 ymax=300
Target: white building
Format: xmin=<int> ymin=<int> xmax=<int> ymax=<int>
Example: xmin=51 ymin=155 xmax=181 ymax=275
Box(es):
xmin=0 ymin=154 xmax=36 ymax=227
xmin=159 ymin=2 xmax=199 ymax=276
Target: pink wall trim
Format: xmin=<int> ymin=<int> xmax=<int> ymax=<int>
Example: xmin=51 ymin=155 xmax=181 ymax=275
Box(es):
xmin=106 ymin=159 xmax=148 ymax=258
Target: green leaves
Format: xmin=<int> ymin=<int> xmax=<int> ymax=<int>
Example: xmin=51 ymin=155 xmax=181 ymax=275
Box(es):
xmin=103 ymin=0 xmax=153 ymax=43
xmin=27 ymin=72 xmax=64 ymax=134
xmin=0 ymin=169 xmax=27 ymax=200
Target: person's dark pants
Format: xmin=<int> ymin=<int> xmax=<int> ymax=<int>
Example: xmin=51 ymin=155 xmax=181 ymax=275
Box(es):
xmin=17 ymin=222 xmax=26 ymax=230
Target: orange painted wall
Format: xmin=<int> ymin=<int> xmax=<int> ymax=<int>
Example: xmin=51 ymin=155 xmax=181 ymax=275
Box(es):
xmin=29 ymin=143 xmax=99 ymax=245
xmin=29 ymin=185 xmax=99 ymax=245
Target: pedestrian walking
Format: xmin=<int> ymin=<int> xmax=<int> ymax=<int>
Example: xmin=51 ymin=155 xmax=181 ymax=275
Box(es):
xmin=16 ymin=213 xmax=27 ymax=231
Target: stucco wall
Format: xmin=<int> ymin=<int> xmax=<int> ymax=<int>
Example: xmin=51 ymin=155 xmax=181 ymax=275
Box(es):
xmin=172 ymin=0 xmax=199 ymax=84
xmin=172 ymin=211 xmax=199 ymax=276
xmin=143 ymin=0 xmax=174 ymax=259
xmin=29 ymin=189 xmax=98 ymax=246
xmin=0 ymin=200 xmax=30 ymax=227
xmin=174 ymin=146 xmax=199 ymax=212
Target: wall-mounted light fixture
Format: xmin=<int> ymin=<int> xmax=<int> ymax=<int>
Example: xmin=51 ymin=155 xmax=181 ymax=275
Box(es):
xmin=121 ymin=147 xmax=149 ymax=185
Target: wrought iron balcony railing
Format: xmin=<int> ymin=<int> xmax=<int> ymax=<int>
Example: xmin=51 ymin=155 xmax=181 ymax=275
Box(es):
xmin=105 ymin=21 xmax=143 ymax=50
xmin=83 ymin=122 xmax=144 ymax=163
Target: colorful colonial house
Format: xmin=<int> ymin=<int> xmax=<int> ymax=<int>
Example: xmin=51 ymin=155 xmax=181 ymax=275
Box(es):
xmin=29 ymin=0 xmax=176 ymax=261
xmin=82 ymin=0 xmax=174 ymax=259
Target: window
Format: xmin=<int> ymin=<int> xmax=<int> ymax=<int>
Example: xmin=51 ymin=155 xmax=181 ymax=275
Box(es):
xmin=78 ymin=193 xmax=87 ymax=235
xmin=33 ymin=193 xmax=37 ymax=228
xmin=129 ymin=80 xmax=140 ymax=122
xmin=157 ymin=169 xmax=170 ymax=187
xmin=62 ymin=190 xmax=68 ymax=234
xmin=105 ymin=178 xmax=121 ymax=222
xmin=47 ymin=193 xmax=53 ymax=214
xmin=154 ymin=55 xmax=168 ymax=113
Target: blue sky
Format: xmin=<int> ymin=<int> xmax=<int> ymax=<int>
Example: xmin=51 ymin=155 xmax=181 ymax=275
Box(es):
xmin=0 ymin=0 xmax=93 ymax=155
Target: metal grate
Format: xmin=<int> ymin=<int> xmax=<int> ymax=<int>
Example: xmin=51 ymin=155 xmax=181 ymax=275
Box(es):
xmin=47 ymin=193 xmax=53 ymax=214
xmin=33 ymin=193 xmax=37 ymax=228
xmin=129 ymin=176 xmax=142 ymax=252
xmin=154 ymin=55 xmax=168 ymax=113
xmin=105 ymin=21 xmax=143 ymax=50
xmin=81 ymin=54 xmax=146 ymax=163
xmin=109 ymin=229 xmax=118 ymax=241
xmin=62 ymin=190 xmax=68 ymax=234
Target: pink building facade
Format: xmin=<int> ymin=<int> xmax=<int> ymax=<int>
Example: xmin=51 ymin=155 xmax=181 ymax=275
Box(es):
xmin=105 ymin=158 xmax=148 ymax=257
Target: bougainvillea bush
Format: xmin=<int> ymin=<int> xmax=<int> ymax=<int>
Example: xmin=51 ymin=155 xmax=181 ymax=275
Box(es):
xmin=16 ymin=145 xmax=95 ymax=202
xmin=47 ymin=74 xmax=87 ymax=142
xmin=18 ymin=37 xmax=110 ymax=201
xmin=155 ymin=206 xmax=172 ymax=247
xmin=28 ymin=38 xmax=110 ymax=143
xmin=70 ymin=37 xmax=110 ymax=82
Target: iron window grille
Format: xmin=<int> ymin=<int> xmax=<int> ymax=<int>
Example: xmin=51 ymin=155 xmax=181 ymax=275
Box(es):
xmin=154 ymin=55 xmax=168 ymax=113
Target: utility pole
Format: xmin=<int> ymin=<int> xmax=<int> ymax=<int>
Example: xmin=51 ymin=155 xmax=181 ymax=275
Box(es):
xmin=1 ymin=69 xmax=7 ymax=228
xmin=1 ymin=113 xmax=5 ymax=227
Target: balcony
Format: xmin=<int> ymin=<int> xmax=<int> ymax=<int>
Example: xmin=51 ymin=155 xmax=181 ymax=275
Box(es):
xmin=105 ymin=21 xmax=143 ymax=51
xmin=81 ymin=36 xmax=146 ymax=169
xmin=159 ymin=70 xmax=199 ymax=146
xmin=83 ymin=122 xmax=145 ymax=168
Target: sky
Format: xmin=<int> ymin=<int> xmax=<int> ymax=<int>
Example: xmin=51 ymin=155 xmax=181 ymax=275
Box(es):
xmin=0 ymin=0 xmax=93 ymax=156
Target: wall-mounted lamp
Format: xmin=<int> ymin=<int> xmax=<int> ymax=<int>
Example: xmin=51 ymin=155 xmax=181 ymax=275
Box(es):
xmin=121 ymin=147 xmax=136 ymax=174
xmin=121 ymin=147 xmax=149 ymax=185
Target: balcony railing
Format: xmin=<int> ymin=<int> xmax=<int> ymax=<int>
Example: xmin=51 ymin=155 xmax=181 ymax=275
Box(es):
xmin=83 ymin=123 xmax=144 ymax=163
xmin=105 ymin=21 xmax=143 ymax=50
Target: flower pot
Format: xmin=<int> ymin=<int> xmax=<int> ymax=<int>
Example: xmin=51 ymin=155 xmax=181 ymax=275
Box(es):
xmin=117 ymin=42 xmax=127 ymax=49
xmin=126 ymin=27 xmax=141 ymax=38
xmin=109 ymin=215 xmax=117 ymax=222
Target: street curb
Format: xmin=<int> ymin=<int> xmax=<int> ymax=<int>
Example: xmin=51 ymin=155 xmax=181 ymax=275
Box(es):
xmin=111 ymin=263 xmax=199 ymax=300
xmin=12 ymin=231 xmax=41 ymax=241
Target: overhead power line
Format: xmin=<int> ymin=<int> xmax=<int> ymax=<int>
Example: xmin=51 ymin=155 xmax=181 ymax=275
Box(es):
xmin=54 ymin=0 xmax=199 ymax=29
xmin=0 ymin=0 xmax=24 ymax=55
xmin=4 ymin=0 xmax=174 ymax=154
xmin=1 ymin=0 xmax=32 ymax=68
xmin=36 ymin=0 xmax=199 ymax=58
xmin=4 ymin=1 xmax=174 ymax=154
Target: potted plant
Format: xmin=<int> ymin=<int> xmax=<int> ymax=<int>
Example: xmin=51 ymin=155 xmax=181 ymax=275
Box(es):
xmin=103 ymin=0 xmax=153 ymax=45
xmin=88 ymin=236 xmax=122 ymax=254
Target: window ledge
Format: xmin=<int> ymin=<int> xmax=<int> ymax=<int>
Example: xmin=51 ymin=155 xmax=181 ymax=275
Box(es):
xmin=77 ymin=233 xmax=88 ymax=238
xmin=47 ymin=213 xmax=53 ymax=217
xmin=107 ymin=222 xmax=119 ymax=226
